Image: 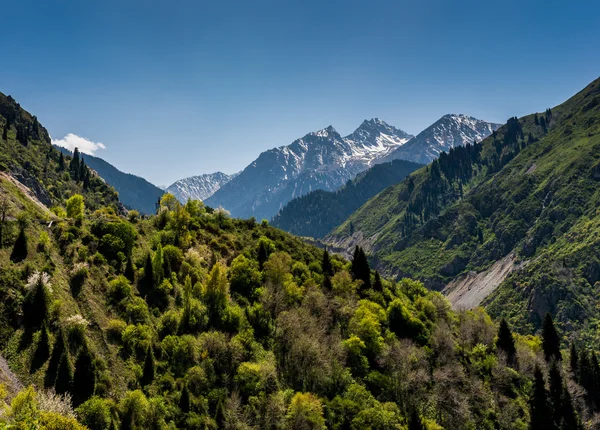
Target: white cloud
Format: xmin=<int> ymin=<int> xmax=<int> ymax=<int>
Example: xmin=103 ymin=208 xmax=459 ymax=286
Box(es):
xmin=51 ymin=133 xmax=106 ymax=155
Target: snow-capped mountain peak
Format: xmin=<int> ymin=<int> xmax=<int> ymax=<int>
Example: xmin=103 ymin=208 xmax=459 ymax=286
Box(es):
xmin=166 ymin=172 xmax=235 ymax=203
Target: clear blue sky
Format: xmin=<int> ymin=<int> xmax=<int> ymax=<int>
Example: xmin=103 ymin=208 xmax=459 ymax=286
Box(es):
xmin=1 ymin=0 xmax=599 ymax=185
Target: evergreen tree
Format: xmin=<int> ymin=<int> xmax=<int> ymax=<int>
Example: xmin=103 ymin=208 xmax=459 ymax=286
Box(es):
xmin=351 ymin=246 xmax=371 ymax=290
xmin=323 ymin=274 xmax=332 ymax=291
xmin=257 ymin=241 xmax=268 ymax=271
xmin=23 ymin=275 xmax=50 ymax=330
xmin=58 ymin=152 xmax=65 ymax=171
xmin=179 ymin=385 xmax=190 ymax=413
xmin=45 ymin=330 xmax=66 ymax=388
xmin=10 ymin=225 xmax=28 ymax=263
xmin=2 ymin=120 xmax=8 ymax=140
xmin=534 ymin=113 xmax=539 ymax=125
xmin=529 ymin=366 xmax=555 ymax=430
xmin=321 ymin=249 xmax=333 ymax=277
xmin=373 ymin=271 xmax=383 ymax=292
xmin=407 ymin=408 xmax=425 ymax=430
xmin=153 ymin=244 xmax=164 ymax=286
xmin=139 ymin=253 xmax=154 ymax=296
xmin=496 ymin=318 xmax=517 ymax=365
xmin=559 ymin=384 xmax=580 ymax=430
xmin=141 ymin=347 xmax=155 ymax=387
xmin=70 ymin=147 xmax=81 ymax=181
xmin=570 ymin=343 xmax=579 ymax=374
xmin=55 ymin=352 xmax=73 ymax=395
xmin=31 ymin=322 xmax=51 ymax=372
xmin=83 ymin=169 xmax=90 ymax=190
xmin=548 ymin=361 xmax=563 ymax=427
xmin=73 ymin=346 xmax=96 ymax=406
xmin=542 ymin=313 xmax=562 ymax=362
xmin=125 ymin=254 xmax=136 ymax=283
xmin=79 ymin=156 xmax=87 ymax=183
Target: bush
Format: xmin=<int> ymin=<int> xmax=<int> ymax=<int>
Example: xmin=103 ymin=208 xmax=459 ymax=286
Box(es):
xmin=76 ymin=397 xmax=112 ymax=430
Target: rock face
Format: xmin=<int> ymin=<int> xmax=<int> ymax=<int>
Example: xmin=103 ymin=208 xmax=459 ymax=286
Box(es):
xmin=206 ymin=119 xmax=413 ymax=220
xmin=166 ymin=172 xmax=234 ymax=203
xmin=381 ymin=114 xmax=501 ymax=164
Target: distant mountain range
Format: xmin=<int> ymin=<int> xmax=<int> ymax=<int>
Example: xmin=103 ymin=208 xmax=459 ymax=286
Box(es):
xmin=166 ymin=172 xmax=235 ymax=203
xmin=381 ymin=114 xmax=501 ymax=164
xmin=203 ymin=116 xmax=498 ymax=220
xmin=55 ymin=146 xmax=164 ymax=214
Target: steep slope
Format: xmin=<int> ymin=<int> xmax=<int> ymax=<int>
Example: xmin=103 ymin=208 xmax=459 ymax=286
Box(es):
xmin=272 ymin=159 xmax=422 ymax=238
xmin=382 ymin=114 xmax=501 ymax=164
xmin=166 ymin=171 xmax=234 ymax=203
xmin=206 ymin=119 xmax=413 ymax=220
xmin=328 ymin=77 xmax=600 ymax=336
xmin=56 ymin=147 xmax=164 ymax=215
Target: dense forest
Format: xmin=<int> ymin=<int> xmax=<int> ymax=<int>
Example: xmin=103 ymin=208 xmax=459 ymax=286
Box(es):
xmin=272 ymin=159 xmax=422 ymax=239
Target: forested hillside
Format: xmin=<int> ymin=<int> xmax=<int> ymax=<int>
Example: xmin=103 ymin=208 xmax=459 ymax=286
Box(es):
xmin=328 ymin=77 xmax=600 ymax=338
xmin=272 ymin=159 xmax=422 ymax=239
xmin=2 ymin=91 xmax=600 ymax=429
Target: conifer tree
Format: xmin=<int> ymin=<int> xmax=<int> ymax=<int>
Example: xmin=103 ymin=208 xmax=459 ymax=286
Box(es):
xmin=373 ymin=271 xmax=383 ymax=292
xmin=10 ymin=225 xmax=28 ymax=263
xmin=257 ymin=241 xmax=268 ymax=271
xmin=125 ymin=254 xmax=136 ymax=283
xmin=529 ymin=366 xmax=555 ymax=430
xmin=139 ymin=253 xmax=154 ymax=296
xmin=548 ymin=361 xmax=563 ymax=427
xmin=58 ymin=152 xmax=65 ymax=171
xmin=534 ymin=113 xmax=539 ymax=125
xmin=408 ymin=408 xmax=425 ymax=430
xmin=179 ymin=385 xmax=190 ymax=413
xmin=55 ymin=352 xmax=73 ymax=395
xmin=496 ymin=318 xmax=517 ymax=365
xmin=542 ymin=313 xmax=561 ymax=362
xmin=351 ymin=246 xmax=371 ymax=290
xmin=45 ymin=330 xmax=66 ymax=388
xmin=322 ymin=249 xmax=333 ymax=277
xmin=559 ymin=384 xmax=580 ymax=430
xmin=70 ymin=147 xmax=81 ymax=181
xmin=570 ymin=343 xmax=579 ymax=374
xmin=141 ymin=347 xmax=155 ymax=387
xmin=2 ymin=120 xmax=8 ymax=140
xmin=23 ymin=275 xmax=50 ymax=330
xmin=79 ymin=156 xmax=87 ymax=183
xmin=31 ymin=322 xmax=51 ymax=372
xmin=73 ymin=346 xmax=96 ymax=406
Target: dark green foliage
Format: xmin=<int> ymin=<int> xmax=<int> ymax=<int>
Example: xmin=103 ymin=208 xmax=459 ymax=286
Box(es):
xmin=321 ymin=249 xmax=333 ymax=277
xmin=139 ymin=253 xmax=154 ymax=296
xmin=125 ymin=254 xmax=136 ymax=282
xmin=23 ymin=275 xmax=50 ymax=331
xmin=496 ymin=318 xmax=517 ymax=365
xmin=45 ymin=330 xmax=66 ymax=388
xmin=548 ymin=361 xmax=563 ymax=426
xmin=179 ymin=385 xmax=190 ymax=413
xmin=529 ymin=366 xmax=555 ymax=430
xmin=351 ymin=246 xmax=371 ymax=290
xmin=542 ymin=313 xmax=561 ymax=362
xmin=408 ymin=408 xmax=425 ymax=430
xmin=58 ymin=152 xmax=65 ymax=171
xmin=73 ymin=346 xmax=96 ymax=406
xmin=141 ymin=347 xmax=155 ymax=387
xmin=570 ymin=343 xmax=579 ymax=374
xmin=257 ymin=240 xmax=268 ymax=271
xmin=10 ymin=225 xmax=27 ymax=262
xmin=373 ymin=271 xmax=382 ymax=292
xmin=559 ymin=384 xmax=580 ymax=430
xmin=272 ymin=160 xmax=422 ymax=238
xmin=55 ymin=351 xmax=73 ymax=395
xmin=30 ymin=322 xmax=51 ymax=372
xmin=70 ymin=148 xmax=81 ymax=181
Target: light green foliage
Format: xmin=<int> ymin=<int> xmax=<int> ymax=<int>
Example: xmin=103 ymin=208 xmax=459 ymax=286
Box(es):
xmin=66 ymin=194 xmax=85 ymax=221
xmin=286 ymin=392 xmax=326 ymax=429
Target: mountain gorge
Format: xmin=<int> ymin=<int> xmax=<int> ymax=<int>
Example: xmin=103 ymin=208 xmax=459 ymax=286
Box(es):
xmin=328 ymin=77 xmax=600 ymax=339
xmin=166 ymin=172 xmax=234 ymax=203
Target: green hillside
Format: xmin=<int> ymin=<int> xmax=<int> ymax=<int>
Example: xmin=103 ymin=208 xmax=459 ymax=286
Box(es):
xmin=272 ymin=159 xmax=422 ymax=238
xmin=2 ymin=92 xmax=599 ymax=429
xmin=329 ymin=77 xmax=600 ymax=337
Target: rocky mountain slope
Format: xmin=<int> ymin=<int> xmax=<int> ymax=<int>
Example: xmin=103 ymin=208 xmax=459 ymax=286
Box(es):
xmin=166 ymin=171 xmax=234 ymax=203
xmin=381 ymin=114 xmax=501 ymax=165
xmin=327 ymin=77 xmax=600 ymax=338
xmin=56 ymin=147 xmax=164 ymax=215
xmin=205 ymin=119 xmax=413 ymax=220
xmin=272 ymin=159 xmax=422 ymax=238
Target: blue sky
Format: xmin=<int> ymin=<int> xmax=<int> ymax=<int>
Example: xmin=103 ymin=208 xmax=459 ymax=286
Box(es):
xmin=1 ymin=0 xmax=599 ymax=185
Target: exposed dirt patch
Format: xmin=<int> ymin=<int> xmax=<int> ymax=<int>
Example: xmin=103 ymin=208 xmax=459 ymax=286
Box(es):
xmin=0 ymin=353 xmax=23 ymax=399
xmin=0 ymin=172 xmax=53 ymax=216
xmin=526 ymin=163 xmax=537 ymax=174
xmin=443 ymin=253 xmax=527 ymax=309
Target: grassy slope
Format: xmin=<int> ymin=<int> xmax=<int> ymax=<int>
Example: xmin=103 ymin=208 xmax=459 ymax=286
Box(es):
xmin=329 ymin=77 xmax=600 ymax=336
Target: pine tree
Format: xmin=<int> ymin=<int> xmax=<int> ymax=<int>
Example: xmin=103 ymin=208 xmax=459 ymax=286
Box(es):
xmin=408 ymin=408 xmax=425 ymax=430
xmin=58 ymin=152 xmax=65 ymax=171
xmin=570 ymin=343 xmax=579 ymax=374
xmin=496 ymin=318 xmax=517 ymax=365
xmin=2 ymin=120 xmax=8 ymax=141
xmin=83 ymin=169 xmax=90 ymax=190
xmin=141 ymin=347 xmax=155 ymax=387
xmin=529 ymin=366 xmax=555 ymax=430
xmin=373 ymin=271 xmax=383 ymax=292
xmin=139 ymin=253 xmax=154 ymax=296
xmin=257 ymin=241 xmax=268 ymax=271
xmin=548 ymin=361 xmax=563 ymax=427
xmin=31 ymin=322 xmax=51 ymax=372
xmin=23 ymin=275 xmax=50 ymax=330
xmin=351 ymin=246 xmax=371 ymax=290
xmin=534 ymin=113 xmax=539 ymax=125
xmin=559 ymin=384 xmax=580 ymax=430
xmin=179 ymin=385 xmax=190 ymax=413
xmin=125 ymin=254 xmax=136 ymax=283
xmin=321 ymin=249 xmax=333 ymax=277
xmin=73 ymin=346 xmax=96 ymax=406
xmin=55 ymin=352 xmax=73 ymax=395
xmin=542 ymin=313 xmax=561 ymax=362
xmin=78 ymin=157 xmax=87 ymax=183
xmin=70 ymin=148 xmax=81 ymax=181
xmin=45 ymin=330 xmax=66 ymax=388
xmin=10 ymin=225 xmax=28 ymax=263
